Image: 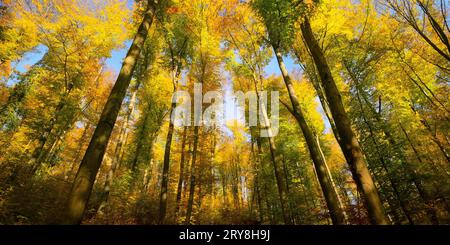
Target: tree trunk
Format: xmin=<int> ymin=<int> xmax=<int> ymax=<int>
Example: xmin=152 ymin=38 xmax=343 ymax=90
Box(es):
xmin=175 ymin=127 xmax=188 ymax=216
xmin=254 ymin=80 xmax=292 ymax=223
xmin=274 ymin=46 xmax=347 ymax=225
xmin=293 ymin=50 xmax=343 ymax=147
xmin=300 ymin=17 xmax=389 ymax=224
xmin=67 ymin=122 xmax=91 ymax=179
xmin=159 ymin=105 xmax=176 ymax=224
xmin=185 ymin=125 xmax=200 ymax=224
xmin=64 ymin=2 xmax=155 ymax=224
xmin=252 ymin=127 xmax=270 ymax=223
xmin=182 ymin=140 xmax=192 ymax=201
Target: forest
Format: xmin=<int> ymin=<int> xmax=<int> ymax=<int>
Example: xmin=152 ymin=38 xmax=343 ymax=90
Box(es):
xmin=0 ymin=0 xmax=449 ymax=225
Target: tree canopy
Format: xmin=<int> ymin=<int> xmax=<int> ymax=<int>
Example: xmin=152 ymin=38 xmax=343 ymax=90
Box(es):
xmin=0 ymin=0 xmax=448 ymax=225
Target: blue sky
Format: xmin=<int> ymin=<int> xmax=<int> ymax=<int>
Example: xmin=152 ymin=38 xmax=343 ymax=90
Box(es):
xmin=15 ymin=41 xmax=298 ymax=78
xmin=103 ymin=41 xmax=298 ymax=76
xmin=8 ymin=45 xmax=48 ymax=85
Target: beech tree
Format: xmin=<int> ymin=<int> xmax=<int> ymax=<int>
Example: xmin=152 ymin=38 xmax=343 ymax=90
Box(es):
xmin=65 ymin=0 xmax=161 ymax=224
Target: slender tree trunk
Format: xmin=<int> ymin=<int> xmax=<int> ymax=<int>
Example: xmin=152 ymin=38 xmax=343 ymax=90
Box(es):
xmin=182 ymin=140 xmax=192 ymax=204
xmin=185 ymin=125 xmax=199 ymax=224
xmin=175 ymin=127 xmax=187 ymax=216
xmin=197 ymin=146 xmax=204 ymax=210
xmin=251 ymin=139 xmax=265 ymax=223
xmin=208 ymin=134 xmax=216 ymax=196
xmin=300 ymin=17 xmax=389 ymax=224
xmin=253 ymin=124 xmax=275 ymax=224
xmin=231 ymin=156 xmax=240 ymax=209
xmin=64 ymin=2 xmax=156 ymax=224
xmin=221 ymin=171 xmax=228 ymax=205
xmin=293 ymin=50 xmax=343 ymax=147
xmin=255 ymin=169 xmax=263 ymax=223
xmin=257 ymin=89 xmax=292 ymax=224
xmin=159 ymin=104 xmax=176 ymax=224
xmin=30 ymin=91 xmax=72 ymax=171
xmin=67 ymin=122 xmax=91 ymax=179
xmin=274 ymin=46 xmax=347 ymax=225
xmin=115 ymin=83 xmax=138 ymax=164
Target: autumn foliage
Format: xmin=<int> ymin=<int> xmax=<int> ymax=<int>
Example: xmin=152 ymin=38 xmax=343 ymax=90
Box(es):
xmin=0 ymin=0 xmax=448 ymax=225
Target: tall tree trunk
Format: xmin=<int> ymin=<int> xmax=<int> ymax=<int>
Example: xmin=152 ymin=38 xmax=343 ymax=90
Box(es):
xmin=293 ymin=50 xmax=342 ymax=147
xmin=182 ymin=140 xmax=192 ymax=203
xmin=300 ymin=17 xmax=389 ymax=224
xmin=253 ymin=155 xmax=264 ymax=222
xmin=185 ymin=125 xmax=199 ymax=224
xmin=221 ymin=171 xmax=228 ymax=205
xmin=232 ymin=154 xmax=241 ymax=210
xmin=255 ymin=131 xmax=272 ymax=223
xmin=257 ymin=86 xmax=292 ymax=224
xmin=159 ymin=105 xmax=176 ymax=224
xmin=175 ymin=127 xmax=187 ymax=216
xmin=197 ymin=139 xmax=205 ymax=210
xmin=64 ymin=2 xmax=156 ymax=224
xmin=67 ymin=122 xmax=91 ymax=179
xmin=274 ymin=46 xmax=347 ymax=225
xmin=115 ymin=83 xmax=139 ymax=165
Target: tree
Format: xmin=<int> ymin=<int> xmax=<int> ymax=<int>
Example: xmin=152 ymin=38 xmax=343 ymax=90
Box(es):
xmin=158 ymin=8 xmax=192 ymax=223
xmin=182 ymin=0 xmax=226 ymax=224
xmin=298 ymin=2 xmax=389 ymax=224
xmin=65 ymin=0 xmax=159 ymax=224
xmin=252 ymin=0 xmax=348 ymax=225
